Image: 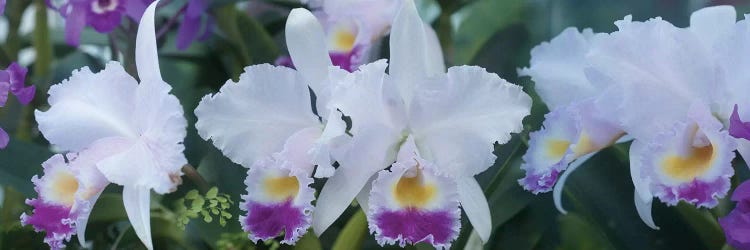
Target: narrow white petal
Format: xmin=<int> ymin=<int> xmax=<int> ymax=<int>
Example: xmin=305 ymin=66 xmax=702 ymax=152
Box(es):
xmin=123 ymin=186 xmax=153 ymax=250
xmin=135 ymin=0 xmax=162 ymax=83
xmin=457 ymin=177 xmax=491 ymax=244
xmin=389 ymin=0 xmax=429 ymax=103
xmin=35 ymin=63 xmax=139 ymax=151
xmin=286 ymin=8 xmax=332 ymax=97
xmin=195 ymin=64 xmax=320 ymax=167
xmin=629 ymin=140 xmax=653 ymax=202
xmin=423 ymin=24 xmax=445 ymax=75
xmin=75 ymin=191 xmax=102 ymax=248
xmin=553 ymin=152 xmax=595 ymax=214
xmin=410 ymin=66 xmax=531 ymax=177
xmin=634 ymin=191 xmax=659 ymax=230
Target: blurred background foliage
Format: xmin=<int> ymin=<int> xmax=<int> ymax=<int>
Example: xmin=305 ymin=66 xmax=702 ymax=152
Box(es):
xmin=1 ymin=0 xmax=749 ymax=249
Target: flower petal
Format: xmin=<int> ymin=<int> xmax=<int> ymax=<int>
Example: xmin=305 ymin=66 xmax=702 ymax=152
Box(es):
xmin=423 ymin=24 xmax=445 ymax=75
xmin=367 ymin=151 xmax=461 ymax=249
xmin=176 ymin=0 xmax=207 ymax=50
xmin=286 ymin=8 xmax=333 ymax=103
xmin=457 ymin=177 xmax=491 ymax=244
xmin=518 ymin=27 xmax=599 ymax=109
xmin=519 ymin=107 xmax=580 ymax=193
xmin=410 ymin=66 xmax=531 ymax=177
xmin=96 ymin=137 xmax=181 ymax=194
xmin=122 ymin=185 xmax=153 ymax=250
xmin=135 ymin=0 xmax=162 ymax=84
xmin=35 ymin=63 xmax=139 ymax=152
xmin=586 ymin=16 xmax=716 ymax=140
xmin=634 ymin=191 xmax=659 ymax=230
xmin=240 ymin=158 xmax=315 ymax=244
xmin=730 ymin=104 xmax=750 ymax=140
xmin=0 ymin=127 xmax=8 ymax=149
xmin=640 ymin=104 xmax=735 ymax=208
xmin=313 ymin=125 xmax=402 ymax=235
xmin=20 ymin=155 xmax=77 ymax=250
xmin=64 ymin=3 xmax=87 ymax=46
xmin=195 ymin=64 xmax=320 ymax=167
xmin=389 ymin=0 xmax=431 ymax=103
xmin=553 ymin=152 xmax=595 ymax=214
xmin=689 ymin=5 xmax=736 ymax=47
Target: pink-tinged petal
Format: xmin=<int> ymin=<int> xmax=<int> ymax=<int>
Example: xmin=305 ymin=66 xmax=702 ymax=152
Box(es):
xmin=730 ymin=104 xmax=750 ymax=141
xmin=0 ymin=127 xmax=8 ymax=149
xmin=64 ymin=3 xmax=87 ymax=46
xmin=275 ymin=55 xmax=295 ymax=69
xmin=641 ymin=104 xmax=735 ymax=208
xmin=367 ymin=151 xmax=461 ymax=249
xmin=20 ymin=155 xmax=78 ymax=250
xmin=240 ymin=158 xmax=315 ymax=244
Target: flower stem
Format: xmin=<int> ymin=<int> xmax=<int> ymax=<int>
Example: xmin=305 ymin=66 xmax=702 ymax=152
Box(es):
xmin=182 ymin=164 xmax=210 ymax=193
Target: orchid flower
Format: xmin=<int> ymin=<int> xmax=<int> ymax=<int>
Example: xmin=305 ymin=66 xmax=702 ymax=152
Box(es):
xmin=25 ymin=1 xmax=187 ymax=249
xmin=719 ymin=180 xmax=750 ymax=250
xmin=194 ymin=8 xmax=347 ymax=244
xmin=585 ymin=7 xmax=745 ymax=229
xmin=48 ymin=0 xmax=126 ymax=46
xmin=127 ymin=0 xmax=212 ymax=50
xmin=516 ymin=27 xmax=625 ymax=215
xmin=0 ymin=0 xmax=5 ymax=14
xmin=278 ymin=0 xmax=400 ymax=71
xmin=518 ymin=5 xmax=750 ymax=230
xmin=313 ymin=1 xmax=531 ymax=248
xmin=0 ymin=62 xmax=35 ymax=148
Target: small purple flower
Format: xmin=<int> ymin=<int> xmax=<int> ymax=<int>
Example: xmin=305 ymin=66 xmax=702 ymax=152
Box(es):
xmin=50 ymin=0 xmax=126 ymax=46
xmin=126 ymin=0 xmax=212 ymax=50
xmin=1 ymin=0 xmax=5 ymax=14
xmin=719 ymin=180 xmax=750 ymax=250
xmin=0 ymin=62 xmax=34 ymax=148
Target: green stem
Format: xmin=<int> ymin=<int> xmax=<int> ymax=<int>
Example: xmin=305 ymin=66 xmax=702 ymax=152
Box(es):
xmin=182 ymin=164 xmax=210 ymax=193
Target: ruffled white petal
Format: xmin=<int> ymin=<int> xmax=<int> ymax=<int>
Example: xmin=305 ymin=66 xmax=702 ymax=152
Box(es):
xmin=195 ymin=64 xmax=320 ymax=167
xmin=714 ymin=17 xmax=750 ymax=121
xmin=239 ymin=158 xmax=315 ymax=244
xmin=367 ymin=145 xmax=461 ymax=249
xmin=456 ymin=177 xmax=491 ymax=244
xmin=586 ymin=16 xmax=717 ymax=140
xmin=35 ymin=63 xmax=138 ymax=151
xmin=518 ymin=27 xmax=600 ymax=109
xmin=410 ymin=66 xmax=531 ymax=177
xmin=122 ymin=185 xmax=153 ymax=250
xmin=329 ymin=60 xmax=405 ymax=135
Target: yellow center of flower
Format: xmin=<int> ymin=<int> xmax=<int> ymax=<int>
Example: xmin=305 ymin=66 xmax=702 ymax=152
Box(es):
xmin=332 ymin=30 xmax=356 ymax=52
xmin=264 ymin=176 xmax=299 ymax=201
xmin=572 ymin=133 xmax=594 ymax=157
xmin=546 ymin=139 xmax=571 ymax=160
xmin=662 ymin=144 xmax=715 ymax=181
xmin=393 ymin=168 xmax=436 ymax=208
xmin=48 ymin=172 xmax=79 ymax=207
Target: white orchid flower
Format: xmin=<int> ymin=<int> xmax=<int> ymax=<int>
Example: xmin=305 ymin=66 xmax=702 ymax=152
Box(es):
xmin=25 ymin=1 xmax=187 ymax=249
xmin=585 ymin=8 xmax=744 ymax=229
xmin=194 ymin=8 xmax=348 ymax=244
xmin=516 ymin=27 xmax=624 ymax=213
xmin=312 ymin=1 xmax=531 ymax=248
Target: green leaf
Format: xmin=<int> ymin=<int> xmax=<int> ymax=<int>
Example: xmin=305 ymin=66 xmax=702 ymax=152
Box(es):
xmin=186 ymin=190 xmax=200 ymax=199
xmin=0 ymin=140 xmax=52 ymax=196
xmin=206 ymin=187 xmax=219 ymax=199
xmin=451 ymin=0 xmax=525 ymax=64
xmin=295 ymin=230 xmax=322 ymax=250
xmin=558 ymin=212 xmax=616 ymax=250
xmin=332 ymin=209 xmax=368 ymax=250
